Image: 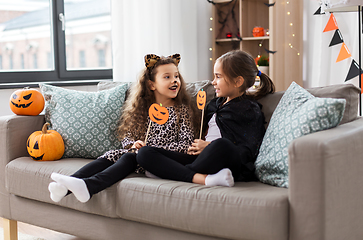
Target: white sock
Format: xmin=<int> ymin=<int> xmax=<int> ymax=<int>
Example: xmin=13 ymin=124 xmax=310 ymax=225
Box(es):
xmin=51 ymin=173 xmax=90 ymax=203
xmin=205 ymin=168 xmax=234 ymax=187
xmin=48 ymin=182 xmax=68 ymax=202
xmin=145 ymin=171 xmax=161 ymax=179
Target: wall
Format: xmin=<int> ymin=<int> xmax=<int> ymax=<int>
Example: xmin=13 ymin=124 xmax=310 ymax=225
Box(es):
xmin=0 ymin=85 xmax=98 ymax=117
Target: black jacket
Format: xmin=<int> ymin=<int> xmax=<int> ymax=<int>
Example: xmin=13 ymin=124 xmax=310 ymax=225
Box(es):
xmin=204 ymin=96 xmax=266 ymax=181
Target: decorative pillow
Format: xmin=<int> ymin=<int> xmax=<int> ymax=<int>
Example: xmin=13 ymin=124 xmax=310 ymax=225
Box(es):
xmin=40 ymin=83 xmax=129 ymax=159
xmin=255 ymin=82 xmax=346 ymax=188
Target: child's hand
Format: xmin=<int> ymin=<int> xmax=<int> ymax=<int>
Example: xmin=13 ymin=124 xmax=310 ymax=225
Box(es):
xmin=187 ymin=139 xmax=210 ymax=155
xmin=132 ymin=140 xmax=146 ymax=150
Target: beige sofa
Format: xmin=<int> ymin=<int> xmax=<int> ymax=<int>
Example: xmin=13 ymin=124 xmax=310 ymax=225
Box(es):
xmin=1 ymin=82 xmax=363 ymax=240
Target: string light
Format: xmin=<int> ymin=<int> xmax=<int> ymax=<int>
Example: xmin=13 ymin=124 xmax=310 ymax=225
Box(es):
xmin=209 ymin=16 xmax=213 ymax=62
xmin=286 ymin=0 xmax=300 ymax=56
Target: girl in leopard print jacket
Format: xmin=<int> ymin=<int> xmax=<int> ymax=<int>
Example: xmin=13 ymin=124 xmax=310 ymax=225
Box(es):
xmin=48 ymin=53 xmax=199 ymax=203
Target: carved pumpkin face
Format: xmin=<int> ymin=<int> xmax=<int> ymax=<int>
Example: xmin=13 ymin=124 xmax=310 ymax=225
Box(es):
xmin=27 ymin=123 xmax=64 ymax=161
xmin=149 ymin=103 xmax=169 ymax=125
xmin=9 ymin=88 xmax=44 ymax=116
xmin=196 ymin=90 xmax=206 ymax=110
xmin=252 ymin=27 xmax=265 ymax=37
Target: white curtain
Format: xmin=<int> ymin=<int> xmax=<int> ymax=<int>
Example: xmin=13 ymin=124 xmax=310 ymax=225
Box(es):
xmin=303 ymin=0 xmax=360 ymax=89
xmin=110 ymin=0 xmax=213 ymax=83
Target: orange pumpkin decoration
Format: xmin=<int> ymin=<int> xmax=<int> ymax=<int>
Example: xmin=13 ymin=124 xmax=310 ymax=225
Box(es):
xmin=197 ymin=90 xmax=206 ymax=110
xmin=149 ymin=103 xmax=169 ymax=125
xmin=27 ymin=123 xmax=64 ymax=161
xmin=252 ymin=27 xmax=265 ymax=37
xmin=9 ymin=87 xmax=45 ymax=116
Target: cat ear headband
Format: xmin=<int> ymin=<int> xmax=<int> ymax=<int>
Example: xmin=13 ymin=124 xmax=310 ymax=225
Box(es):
xmin=144 ymin=53 xmax=181 ymax=70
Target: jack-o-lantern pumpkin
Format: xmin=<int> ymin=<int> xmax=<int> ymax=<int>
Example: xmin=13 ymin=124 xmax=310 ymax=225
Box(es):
xmin=9 ymin=87 xmax=45 ymax=116
xmin=27 ymin=123 xmax=64 ymax=161
xmin=149 ymin=103 xmax=169 ymax=125
xmin=252 ymin=27 xmax=265 ymax=37
xmin=196 ymin=90 xmax=206 ymax=110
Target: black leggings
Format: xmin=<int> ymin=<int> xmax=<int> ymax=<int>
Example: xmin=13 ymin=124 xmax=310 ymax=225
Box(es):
xmin=71 ymin=152 xmax=137 ymax=197
xmin=137 ymin=138 xmax=242 ymax=183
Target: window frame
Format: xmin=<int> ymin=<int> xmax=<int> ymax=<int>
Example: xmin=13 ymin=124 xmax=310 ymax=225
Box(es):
xmin=0 ymin=0 xmax=112 ymax=88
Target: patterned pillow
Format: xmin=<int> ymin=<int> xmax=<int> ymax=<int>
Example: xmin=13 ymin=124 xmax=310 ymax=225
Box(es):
xmin=255 ymin=82 xmax=346 ymax=188
xmin=40 ymin=83 xmax=129 ymax=159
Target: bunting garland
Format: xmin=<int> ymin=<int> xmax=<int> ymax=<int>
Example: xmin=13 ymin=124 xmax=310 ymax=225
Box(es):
xmin=316 ymin=8 xmax=363 ymax=93
xmin=345 ymin=60 xmax=363 ymax=83
xmin=329 ymin=29 xmax=343 ymax=47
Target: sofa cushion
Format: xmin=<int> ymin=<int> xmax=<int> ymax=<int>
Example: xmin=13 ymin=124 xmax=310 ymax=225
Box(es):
xmin=5 ymin=157 xmax=129 ymax=218
xmin=258 ymin=83 xmax=360 ymax=127
xmin=40 ymin=83 xmax=129 ymax=159
xmin=255 ymin=82 xmax=346 ymax=188
xmin=117 ymin=178 xmax=289 ymax=240
xmin=6 ymin=156 xmax=289 ymax=240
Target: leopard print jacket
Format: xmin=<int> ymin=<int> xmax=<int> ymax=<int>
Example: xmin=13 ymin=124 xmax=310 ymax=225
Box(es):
xmin=99 ymin=104 xmax=195 ymax=163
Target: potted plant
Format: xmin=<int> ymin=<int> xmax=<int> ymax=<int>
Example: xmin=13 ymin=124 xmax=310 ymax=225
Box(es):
xmin=255 ymin=55 xmax=269 ymax=76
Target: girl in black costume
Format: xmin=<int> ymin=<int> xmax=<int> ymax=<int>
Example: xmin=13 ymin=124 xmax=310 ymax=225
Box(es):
xmin=137 ymin=50 xmax=275 ymax=186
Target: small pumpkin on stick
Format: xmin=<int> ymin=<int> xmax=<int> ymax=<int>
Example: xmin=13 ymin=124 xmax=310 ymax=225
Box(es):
xmin=145 ymin=103 xmax=169 ymax=143
xmin=197 ymin=89 xmax=207 ymax=139
xmin=27 ymin=123 xmax=64 ymax=161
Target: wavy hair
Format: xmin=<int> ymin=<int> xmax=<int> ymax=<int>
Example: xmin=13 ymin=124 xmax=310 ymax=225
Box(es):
xmin=117 ymin=56 xmax=199 ymax=142
xmin=217 ymin=50 xmax=275 ymax=99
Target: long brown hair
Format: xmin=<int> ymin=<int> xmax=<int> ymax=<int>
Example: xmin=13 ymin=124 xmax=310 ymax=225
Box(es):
xmin=117 ymin=56 xmax=199 ymax=142
xmin=217 ymin=50 xmax=275 ymax=99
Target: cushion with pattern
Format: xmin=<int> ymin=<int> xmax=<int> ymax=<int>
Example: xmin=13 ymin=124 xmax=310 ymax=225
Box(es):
xmin=255 ymin=82 xmax=346 ymax=188
xmin=40 ymin=83 xmax=129 ymax=159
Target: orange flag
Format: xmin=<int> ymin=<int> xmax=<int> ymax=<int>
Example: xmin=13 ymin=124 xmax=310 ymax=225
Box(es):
xmin=323 ymin=14 xmax=338 ymax=32
xmin=336 ymin=43 xmax=351 ymax=62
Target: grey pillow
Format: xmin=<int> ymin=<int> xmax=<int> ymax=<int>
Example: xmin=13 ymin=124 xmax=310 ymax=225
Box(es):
xmin=255 ymin=82 xmax=346 ymax=188
xmin=40 ymin=83 xmax=129 ymax=159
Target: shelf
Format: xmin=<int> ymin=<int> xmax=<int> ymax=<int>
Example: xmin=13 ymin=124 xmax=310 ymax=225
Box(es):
xmin=215 ymin=38 xmax=241 ymax=43
xmin=242 ymin=36 xmax=269 ymax=41
xmin=327 ymin=5 xmax=360 ymax=13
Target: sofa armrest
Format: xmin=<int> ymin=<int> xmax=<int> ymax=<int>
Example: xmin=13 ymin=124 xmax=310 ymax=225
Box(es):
xmin=288 ymin=117 xmax=363 ymax=240
xmin=0 ymin=114 xmax=45 ymax=218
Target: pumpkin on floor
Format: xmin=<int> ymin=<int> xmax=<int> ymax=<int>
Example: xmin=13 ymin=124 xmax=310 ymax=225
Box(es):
xmin=27 ymin=123 xmax=64 ymax=161
xmin=9 ymin=87 xmax=45 ymax=116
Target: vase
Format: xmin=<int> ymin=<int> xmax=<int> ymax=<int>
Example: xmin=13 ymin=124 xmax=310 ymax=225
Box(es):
xmin=258 ymin=66 xmax=269 ymax=76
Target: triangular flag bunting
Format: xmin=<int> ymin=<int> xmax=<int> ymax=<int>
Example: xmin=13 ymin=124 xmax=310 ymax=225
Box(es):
xmin=323 ymin=13 xmax=339 ymax=32
xmin=329 ymin=29 xmax=344 ymax=47
xmin=345 ymin=60 xmax=362 ymax=82
xmin=336 ymin=43 xmax=351 ymax=62
xmin=314 ymin=6 xmax=322 ymax=15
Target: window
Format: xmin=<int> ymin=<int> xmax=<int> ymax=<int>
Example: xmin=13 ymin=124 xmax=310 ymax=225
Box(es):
xmin=21 ymin=54 xmax=24 ymax=69
xmin=47 ymin=52 xmax=52 ymax=68
xmin=98 ymin=49 xmax=106 ymax=67
xmin=33 ymin=53 xmax=38 ymax=69
xmin=9 ymin=54 xmax=13 ymax=69
xmin=0 ymin=0 xmax=112 ymax=87
xmin=79 ymin=50 xmax=86 ymax=68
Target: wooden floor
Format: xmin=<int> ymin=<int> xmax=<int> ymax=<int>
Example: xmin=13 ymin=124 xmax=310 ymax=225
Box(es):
xmin=0 ymin=218 xmax=84 ymax=240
